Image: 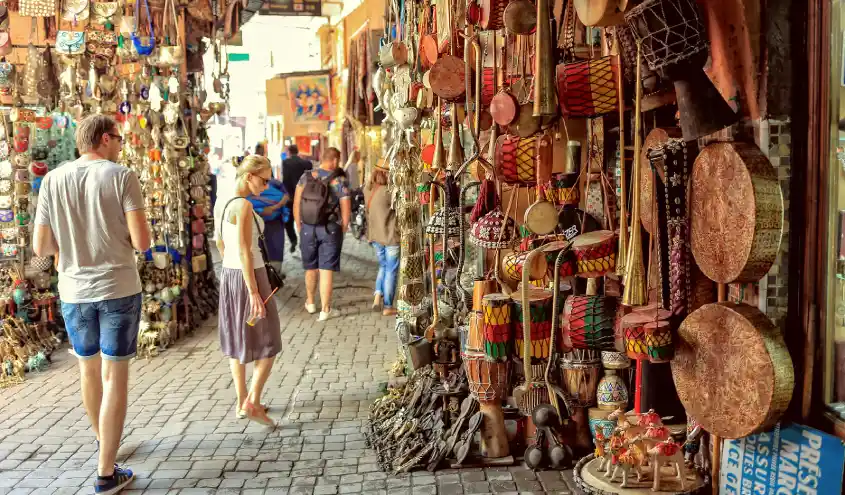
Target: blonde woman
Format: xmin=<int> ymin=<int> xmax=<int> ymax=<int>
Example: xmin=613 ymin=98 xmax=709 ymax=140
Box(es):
xmin=217 ymin=155 xmax=281 ymax=427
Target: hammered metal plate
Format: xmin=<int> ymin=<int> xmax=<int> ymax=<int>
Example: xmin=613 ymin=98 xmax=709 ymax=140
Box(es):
xmin=689 ymin=142 xmax=783 ymax=284
xmin=671 ymin=302 xmax=794 ymax=439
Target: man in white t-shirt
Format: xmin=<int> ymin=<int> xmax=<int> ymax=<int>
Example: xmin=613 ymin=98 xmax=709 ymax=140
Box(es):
xmin=33 ymin=115 xmax=151 ymax=495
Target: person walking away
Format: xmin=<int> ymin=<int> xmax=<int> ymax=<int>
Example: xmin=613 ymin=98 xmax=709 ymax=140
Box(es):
xmin=249 ymin=174 xmax=289 ymax=276
xmin=293 ymin=147 xmax=351 ymax=321
xmin=281 ymin=144 xmax=313 ymax=252
xmin=216 ymin=155 xmax=282 ymax=427
xmin=365 ymin=166 xmax=400 ymax=316
xmin=33 ymin=115 xmax=151 ymax=494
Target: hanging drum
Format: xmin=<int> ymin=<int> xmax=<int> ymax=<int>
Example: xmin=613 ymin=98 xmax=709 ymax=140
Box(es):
xmin=624 ymin=0 xmax=738 ymax=140
xmin=556 ymin=57 xmax=618 ymax=119
xmin=561 ymin=295 xmax=617 ymax=351
xmin=482 ymin=293 xmax=513 ymax=361
xmin=429 ymin=55 xmax=467 ymax=102
xmin=571 ymin=230 xmax=617 ymax=278
xmin=574 ymin=0 xmax=624 ymax=26
xmin=503 ymin=0 xmax=536 ymax=34
xmin=512 ymin=290 xmax=554 ymax=361
xmin=480 ymin=0 xmax=510 ymax=30
xmin=672 ymin=302 xmax=794 ymax=438
xmin=546 ymin=173 xmax=580 ymax=207
xmin=502 ymin=249 xmax=549 ymax=283
xmin=496 ymin=134 xmax=538 ymax=184
xmin=689 ymin=142 xmax=784 ymax=284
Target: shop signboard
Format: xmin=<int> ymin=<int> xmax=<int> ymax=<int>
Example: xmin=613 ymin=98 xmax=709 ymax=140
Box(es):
xmin=719 ymin=422 xmax=845 ymax=494
xmin=259 ymin=0 xmax=321 ymax=16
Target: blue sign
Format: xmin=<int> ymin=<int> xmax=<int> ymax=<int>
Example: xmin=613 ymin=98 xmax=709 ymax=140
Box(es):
xmin=720 ymin=423 xmax=845 ymax=495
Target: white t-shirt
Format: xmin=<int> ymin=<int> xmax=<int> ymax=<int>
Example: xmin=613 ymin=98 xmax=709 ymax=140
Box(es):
xmin=34 ymin=158 xmax=143 ymax=303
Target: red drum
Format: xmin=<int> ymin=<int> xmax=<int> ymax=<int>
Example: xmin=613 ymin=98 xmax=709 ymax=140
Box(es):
xmin=496 ymin=134 xmax=538 ymax=184
xmin=644 ymin=320 xmax=673 ymax=363
xmin=482 ymin=293 xmax=513 ymax=361
xmin=561 ymin=295 xmax=617 ymax=351
xmin=512 ymin=290 xmax=554 ymax=361
xmin=571 ymin=230 xmax=617 ymax=278
xmin=556 ymin=56 xmax=619 ymax=118
xmin=480 ymin=0 xmax=510 ymax=30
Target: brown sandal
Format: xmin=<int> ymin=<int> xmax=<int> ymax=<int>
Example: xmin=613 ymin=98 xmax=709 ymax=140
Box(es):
xmin=242 ymin=401 xmax=278 ymax=427
xmin=236 ymin=402 xmax=269 ymax=419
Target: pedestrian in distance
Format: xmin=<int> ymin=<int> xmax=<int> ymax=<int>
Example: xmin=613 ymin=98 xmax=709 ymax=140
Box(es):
xmin=281 ymin=144 xmax=313 ymax=253
xmin=293 ymin=147 xmax=351 ymax=321
xmin=365 ymin=166 xmax=400 ymax=316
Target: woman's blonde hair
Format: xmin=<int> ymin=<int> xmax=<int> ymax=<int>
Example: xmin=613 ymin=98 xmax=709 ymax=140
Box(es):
xmin=234 ymin=155 xmax=271 ymax=178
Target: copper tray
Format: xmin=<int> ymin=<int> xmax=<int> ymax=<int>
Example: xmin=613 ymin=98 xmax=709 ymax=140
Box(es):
xmin=672 ymin=302 xmax=794 ymax=438
xmin=689 ymin=142 xmax=783 ymax=284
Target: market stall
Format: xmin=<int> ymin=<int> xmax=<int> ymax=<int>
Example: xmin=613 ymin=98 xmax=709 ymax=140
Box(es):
xmin=0 ymin=0 xmax=244 ymax=385
xmin=357 ymin=0 xmax=843 ymax=491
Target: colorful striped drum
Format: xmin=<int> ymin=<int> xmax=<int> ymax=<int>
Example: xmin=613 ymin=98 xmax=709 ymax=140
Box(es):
xmin=561 ymin=295 xmax=617 ymax=351
xmin=482 ymin=293 xmax=513 ymax=361
xmin=556 ymin=56 xmax=619 ymax=118
xmin=502 ymin=249 xmax=548 ymax=283
xmin=571 ymin=230 xmax=617 ymax=278
xmin=512 ymin=290 xmax=554 ymax=361
xmin=545 ymin=172 xmax=580 ymax=207
xmin=496 ymin=134 xmax=537 ymax=184
xmin=620 ymin=311 xmax=651 ymax=360
xmin=644 ymin=320 xmax=674 ymax=363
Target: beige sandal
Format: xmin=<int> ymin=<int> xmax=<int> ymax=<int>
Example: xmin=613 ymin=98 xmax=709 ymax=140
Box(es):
xmin=242 ymin=401 xmax=278 ymax=427
xmin=236 ymin=402 xmax=269 ymax=419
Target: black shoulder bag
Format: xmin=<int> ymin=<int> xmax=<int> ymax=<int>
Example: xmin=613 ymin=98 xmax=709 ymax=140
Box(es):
xmin=220 ymin=197 xmax=284 ymax=292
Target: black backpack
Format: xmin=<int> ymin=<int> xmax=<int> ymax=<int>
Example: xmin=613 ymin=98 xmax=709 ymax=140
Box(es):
xmin=300 ymin=169 xmax=345 ymax=225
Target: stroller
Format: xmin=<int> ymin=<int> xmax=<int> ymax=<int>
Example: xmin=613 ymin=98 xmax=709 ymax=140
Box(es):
xmin=349 ymin=188 xmax=367 ymax=240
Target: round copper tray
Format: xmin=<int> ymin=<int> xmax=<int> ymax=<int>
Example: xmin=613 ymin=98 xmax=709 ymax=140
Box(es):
xmin=672 ymin=302 xmax=794 ymax=439
xmin=689 ymin=142 xmax=783 ymax=284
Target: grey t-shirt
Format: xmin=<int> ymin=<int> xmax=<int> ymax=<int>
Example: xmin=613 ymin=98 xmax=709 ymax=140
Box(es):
xmin=35 ymin=158 xmax=144 ymax=303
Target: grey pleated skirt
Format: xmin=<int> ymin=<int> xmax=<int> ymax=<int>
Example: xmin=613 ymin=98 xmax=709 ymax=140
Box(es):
xmin=218 ymin=267 xmax=282 ymax=364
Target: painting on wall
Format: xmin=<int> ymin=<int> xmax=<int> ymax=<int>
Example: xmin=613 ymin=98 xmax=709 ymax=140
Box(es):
xmin=286 ymin=74 xmax=332 ymax=123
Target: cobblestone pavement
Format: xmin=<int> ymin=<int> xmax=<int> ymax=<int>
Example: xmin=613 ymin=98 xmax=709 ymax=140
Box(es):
xmin=0 ymin=237 xmax=577 ymax=495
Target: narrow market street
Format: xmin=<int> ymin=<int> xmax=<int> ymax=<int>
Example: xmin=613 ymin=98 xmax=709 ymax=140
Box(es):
xmin=0 ymin=238 xmax=577 ymax=495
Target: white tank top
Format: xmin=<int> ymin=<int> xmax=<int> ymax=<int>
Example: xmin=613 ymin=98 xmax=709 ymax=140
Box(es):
xmin=220 ymin=197 xmax=265 ymax=270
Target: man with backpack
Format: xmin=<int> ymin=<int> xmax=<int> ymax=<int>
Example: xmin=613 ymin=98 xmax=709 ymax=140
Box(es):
xmin=293 ymin=147 xmax=351 ymax=321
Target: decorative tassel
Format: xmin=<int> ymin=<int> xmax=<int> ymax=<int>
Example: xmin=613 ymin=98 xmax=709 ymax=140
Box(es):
xmin=470 ymin=178 xmax=497 ymax=224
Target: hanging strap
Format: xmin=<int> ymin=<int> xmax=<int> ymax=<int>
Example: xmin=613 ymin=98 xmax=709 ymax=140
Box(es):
xmin=220 ymin=196 xmax=274 ymax=267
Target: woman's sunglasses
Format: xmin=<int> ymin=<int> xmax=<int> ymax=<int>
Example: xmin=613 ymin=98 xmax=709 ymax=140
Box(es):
xmin=251 ymin=174 xmax=270 ymax=186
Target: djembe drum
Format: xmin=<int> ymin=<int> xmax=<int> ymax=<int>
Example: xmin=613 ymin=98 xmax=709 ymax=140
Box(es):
xmin=620 ymin=311 xmax=650 ymax=360
xmin=625 ymin=0 xmax=737 ymax=140
xmin=464 ymin=350 xmax=512 ymax=458
xmin=464 ymin=350 xmax=510 ymax=401
xmin=561 ymin=295 xmax=617 ymax=351
xmin=496 ymin=134 xmax=538 ymax=184
xmin=480 ymin=0 xmax=509 ymax=30
xmin=560 ymin=349 xmax=602 ymax=407
xmin=556 ymin=57 xmax=619 ymax=119
xmin=482 ymin=293 xmax=513 ymax=361
xmin=512 ymin=290 xmax=554 ymax=361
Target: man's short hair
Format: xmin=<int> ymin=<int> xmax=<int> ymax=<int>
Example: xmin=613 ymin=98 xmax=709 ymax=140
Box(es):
xmin=255 ymin=143 xmax=266 ymax=156
xmin=288 ymin=144 xmax=299 ymax=155
xmin=324 ymin=147 xmax=340 ymax=163
xmin=76 ymin=115 xmax=116 ymax=153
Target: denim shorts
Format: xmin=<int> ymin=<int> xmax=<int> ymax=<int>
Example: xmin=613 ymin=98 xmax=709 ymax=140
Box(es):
xmin=61 ymin=293 xmax=142 ymax=361
xmin=300 ymin=223 xmax=344 ymax=271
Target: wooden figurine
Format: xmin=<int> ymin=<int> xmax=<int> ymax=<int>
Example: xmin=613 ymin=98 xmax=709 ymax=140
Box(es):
xmin=648 ymin=440 xmax=686 ymax=491
xmin=609 ymin=448 xmax=645 ymax=488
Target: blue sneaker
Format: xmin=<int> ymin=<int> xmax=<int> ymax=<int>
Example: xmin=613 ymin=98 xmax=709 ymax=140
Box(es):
xmin=94 ymin=465 xmax=134 ymax=495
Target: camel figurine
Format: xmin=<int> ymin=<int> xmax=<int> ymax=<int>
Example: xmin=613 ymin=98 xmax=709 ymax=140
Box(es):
xmin=595 ymin=431 xmax=610 ymax=472
xmin=608 ymin=444 xmax=645 ymax=487
xmin=648 ymin=439 xmax=687 ymax=491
